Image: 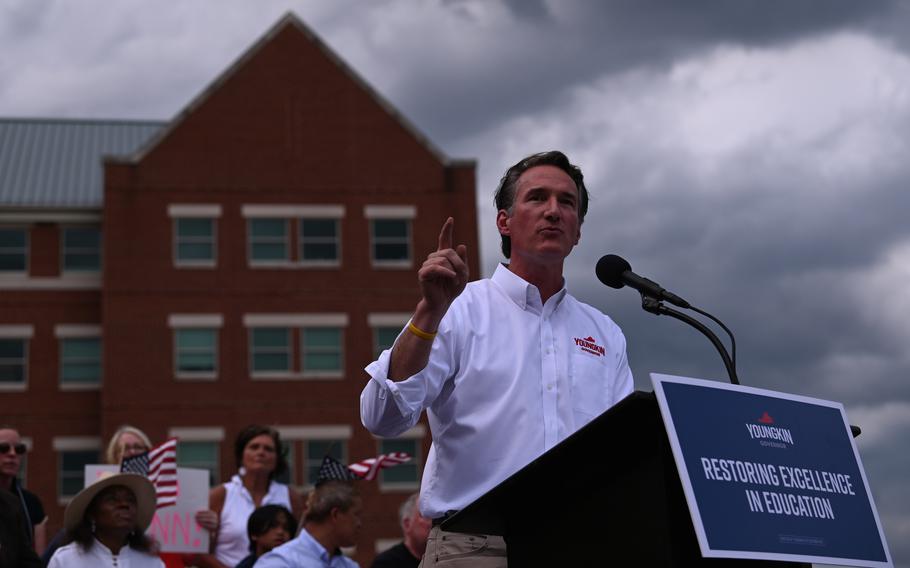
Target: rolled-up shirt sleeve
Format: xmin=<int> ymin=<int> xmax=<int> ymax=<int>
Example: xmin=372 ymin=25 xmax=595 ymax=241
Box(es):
xmin=360 ymin=316 xmax=458 ymax=437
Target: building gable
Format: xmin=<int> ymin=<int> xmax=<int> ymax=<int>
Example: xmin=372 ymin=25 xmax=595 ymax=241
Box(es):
xmin=121 ymin=13 xmax=460 ymax=192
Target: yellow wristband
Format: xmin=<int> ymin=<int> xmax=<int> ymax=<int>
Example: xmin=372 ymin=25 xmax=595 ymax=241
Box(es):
xmin=407 ymin=321 xmax=437 ymax=341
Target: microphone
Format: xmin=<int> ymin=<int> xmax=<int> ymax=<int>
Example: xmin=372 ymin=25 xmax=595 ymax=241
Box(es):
xmin=596 ymin=254 xmax=691 ymax=309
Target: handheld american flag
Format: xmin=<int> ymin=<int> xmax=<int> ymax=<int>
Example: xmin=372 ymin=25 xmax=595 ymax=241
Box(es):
xmin=121 ymin=438 xmax=179 ymax=508
xmin=348 ymin=452 xmax=411 ymax=481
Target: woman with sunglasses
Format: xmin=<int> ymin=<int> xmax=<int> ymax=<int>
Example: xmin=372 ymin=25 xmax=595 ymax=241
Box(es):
xmin=0 ymin=426 xmax=47 ymax=554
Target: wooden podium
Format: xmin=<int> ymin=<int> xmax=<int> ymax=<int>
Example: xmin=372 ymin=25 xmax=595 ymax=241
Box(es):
xmin=442 ymin=391 xmax=809 ymax=566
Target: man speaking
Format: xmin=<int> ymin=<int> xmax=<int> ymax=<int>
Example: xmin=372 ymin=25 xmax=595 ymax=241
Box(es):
xmin=361 ymin=151 xmax=633 ymax=566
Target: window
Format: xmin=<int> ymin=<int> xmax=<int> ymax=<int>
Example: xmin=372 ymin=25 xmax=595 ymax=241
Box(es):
xmin=0 ymin=338 xmax=27 ymax=386
xmin=175 ymin=218 xmax=216 ymax=265
xmin=175 ymin=329 xmax=218 ymax=377
xmin=250 ymin=328 xmax=292 ymax=374
xmin=306 ymin=439 xmax=347 ymax=486
xmin=176 ymin=441 xmax=220 ymax=486
xmin=373 ymin=327 xmax=400 ymax=358
xmin=244 ymin=314 xmax=348 ymax=380
xmin=60 ymin=337 xmax=101 ymax=387
xmin=300 ymin=219 xmax=339 ymax=263
xmin=169 ymin=205 xmax=222 ymax=267
xmin=62 ymin=227 xmax=101 ymax=272
xmin=242 ymin=205 xmax=345 ymax=268
xmin=368 ymin=314 xmax=410 ymax=358
xmin=59 ymin=450 xmax=100 ymax=498
xmin=273 ymin=443 xmax=296 ymax=486
xmin=168 ymin=315 xmax=223 ymax=380
xmin=302 ymin=327 xmax=343 ymax=374
xmin=0 ymin=228 xmax=27 ymax=272
xmin=275 ymin=425 xmax=352 ymax=489
xmin=248 ymin=219 xmax=289 ymax=264
xmin=54 ymin=437 xmax=102 ymax=501
xmin=379 ymin=438 xmax=420 ymax=488
xmin=365 ymin=204 xmax=415 ymax=267
xmin=371 ymin=220 xmax=411 ymax=263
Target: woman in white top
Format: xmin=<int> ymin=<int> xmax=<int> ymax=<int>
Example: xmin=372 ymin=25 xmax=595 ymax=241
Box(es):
xmin=194 ymin=425 xmax=304 ymax=568
xmin=48 ymin=472 xmax=164 ymax=568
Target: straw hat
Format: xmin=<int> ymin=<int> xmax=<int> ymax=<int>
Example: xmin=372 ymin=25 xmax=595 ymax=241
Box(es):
xmin=63 ymin=472 xmax=156 ymax=533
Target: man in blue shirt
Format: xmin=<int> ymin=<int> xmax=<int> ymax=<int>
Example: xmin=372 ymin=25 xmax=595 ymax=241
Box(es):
xmin=255 ymin=481 xmax=361 ymax=568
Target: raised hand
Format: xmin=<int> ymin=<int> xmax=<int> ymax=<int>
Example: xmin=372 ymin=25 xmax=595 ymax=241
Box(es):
xmin=418 ymin=217 xmax=469 ymax=313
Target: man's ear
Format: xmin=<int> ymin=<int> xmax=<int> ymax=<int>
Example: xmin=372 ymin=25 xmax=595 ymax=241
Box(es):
xmin=496 ymin=210 xmax=510 ymax=236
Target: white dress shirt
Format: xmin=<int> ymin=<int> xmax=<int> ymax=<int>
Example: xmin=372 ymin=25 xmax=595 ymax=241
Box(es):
xmin=361 ymin=264 xmax=633 ymax=518
xmin=48 ymin=540 xmax=165 ymax=568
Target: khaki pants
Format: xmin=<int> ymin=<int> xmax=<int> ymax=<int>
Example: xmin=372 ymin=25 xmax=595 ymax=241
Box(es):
xmin=418 ymin=525 xmax=508 ymax=568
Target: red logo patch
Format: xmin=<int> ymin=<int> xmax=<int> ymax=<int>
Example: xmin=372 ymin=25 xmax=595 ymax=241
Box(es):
xmin=574 ymin=335 xmax=605 ymax=357
xmin=758 ymin=411 xmax=774 ymax=424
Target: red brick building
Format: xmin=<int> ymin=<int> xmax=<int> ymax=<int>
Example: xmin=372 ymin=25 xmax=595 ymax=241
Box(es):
xmin=0 ymin=13 xmax=478 ymax=565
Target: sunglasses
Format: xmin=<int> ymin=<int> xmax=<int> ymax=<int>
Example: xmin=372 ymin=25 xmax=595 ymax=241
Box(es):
xmin=0 ymin=443 xmax=27 ymax=455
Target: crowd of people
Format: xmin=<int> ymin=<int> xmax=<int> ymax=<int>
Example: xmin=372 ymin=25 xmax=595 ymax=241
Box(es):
xmin=0 ymin=422 xmax=425 ymax=568
xmin=4 ymin=151 xmax=632 ymax=567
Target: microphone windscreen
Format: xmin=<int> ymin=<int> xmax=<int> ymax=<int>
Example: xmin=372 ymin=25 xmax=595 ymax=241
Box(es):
xmin=596 ymin=254 xmax=631 ymax=289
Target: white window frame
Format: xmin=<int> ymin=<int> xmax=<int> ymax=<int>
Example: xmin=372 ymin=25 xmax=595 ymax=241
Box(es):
xmin=278 ymin=425 xmax=352 ymax=489
xmin=169 ymin=427 xmax=224 ymax=486
xmin=247 ymin=218 xmax=291 ymax=267
xmin=244 ymin=314 xmax=348 ymax=380
xmin=375 ymin=425 xmax=426 ymax=492
xmin=169 ymin=205 xmax=222 ymax=269
xmin=55 ymin=324 xmax=102 ymax=391
xmin=60 ymin=225 xmax=102 ymax=274
xmin=53 ymin=436 xmax=101 ymax=504
xmin=0 ymin=226 xmax=29 ymax=274
xmin=299 ymin=217 xmax=341 ymax=267
xmin=364 ymin=205 xmax=416 ymax=269
xmin=0 ymin=325 xmax=33 ymax=392
xmin=242 ymin=205 xmax=345 ymax=268
xmin=168 ymin=315 xmax=223 ymax=380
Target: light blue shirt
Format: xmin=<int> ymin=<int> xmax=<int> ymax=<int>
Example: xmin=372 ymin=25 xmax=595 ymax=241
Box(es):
xmin=361 ymin=264 xmax=634 ymax=518
xmin=254 ymin=528 xmax=359 ymax=568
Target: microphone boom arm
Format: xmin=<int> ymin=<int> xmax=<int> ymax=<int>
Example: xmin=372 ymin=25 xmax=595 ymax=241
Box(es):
xmin=640 ymin=295 xmax=740 ymax=385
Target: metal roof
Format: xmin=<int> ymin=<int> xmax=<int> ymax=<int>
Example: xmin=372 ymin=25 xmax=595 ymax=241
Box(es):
xmin=0 ymin=118 xmax=164 ymax=208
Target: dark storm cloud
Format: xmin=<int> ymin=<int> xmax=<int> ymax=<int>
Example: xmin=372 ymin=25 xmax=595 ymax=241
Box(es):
xmin=384 ymin=0 xmax=905 ymax=146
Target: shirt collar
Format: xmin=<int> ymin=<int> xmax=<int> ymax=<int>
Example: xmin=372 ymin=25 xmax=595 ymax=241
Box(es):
xmin=297 ymin=528 xmax=332 ymax=562
xmin=230 ymin=473 xmax=281 ymax=503
xmin=492 ymin=263 xmax=567 ymax=313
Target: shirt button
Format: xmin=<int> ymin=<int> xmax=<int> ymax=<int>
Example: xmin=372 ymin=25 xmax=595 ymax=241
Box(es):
xmin=547 ymin=384 xmax=553 ymax=390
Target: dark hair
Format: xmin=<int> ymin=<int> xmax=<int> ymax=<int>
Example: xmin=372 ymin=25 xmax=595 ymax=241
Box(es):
xmin=234 ymin=425 xmax=288 ymax=480
xmin=494 ymin=150 xmax=589 ymax=258
xmin=66 ymin=486 xmax=155 ymax=554
xmin=304 ymin=480 xmax=358 ymax=524
xmin=247 ymin=504 xmax=297 ymax=553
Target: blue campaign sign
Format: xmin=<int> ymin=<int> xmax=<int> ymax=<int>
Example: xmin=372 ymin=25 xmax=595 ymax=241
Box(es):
xmin=651 ymin=373 xmax=892 ymax=567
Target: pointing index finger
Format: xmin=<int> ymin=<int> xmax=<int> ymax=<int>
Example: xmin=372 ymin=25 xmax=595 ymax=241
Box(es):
xmin=437 ymin=217 xmax=454 ymax=251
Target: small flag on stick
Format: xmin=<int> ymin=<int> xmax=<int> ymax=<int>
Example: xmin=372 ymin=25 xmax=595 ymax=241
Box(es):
xmin=316 ymin=455 xmax=358 ymax=486
xmin=348 ymin=452 xmax=411 ymax=481
xmin=121 ymin=438 xmax=179 ymax=508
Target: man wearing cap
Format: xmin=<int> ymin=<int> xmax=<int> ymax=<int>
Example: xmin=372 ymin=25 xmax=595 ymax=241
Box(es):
xmin=360 ymin=151 xmax=634 ymax=566
xmin=255 ymin=479 xmax=361 ymax=567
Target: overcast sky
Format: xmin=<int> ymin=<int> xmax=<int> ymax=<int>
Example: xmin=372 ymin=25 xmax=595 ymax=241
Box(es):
xmin=2 ymin=1 xmax=907 ymax=565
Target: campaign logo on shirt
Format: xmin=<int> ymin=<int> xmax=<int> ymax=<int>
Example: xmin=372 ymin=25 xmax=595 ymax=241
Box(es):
xmin=574 ymin=335 xmax=605 ymax=357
